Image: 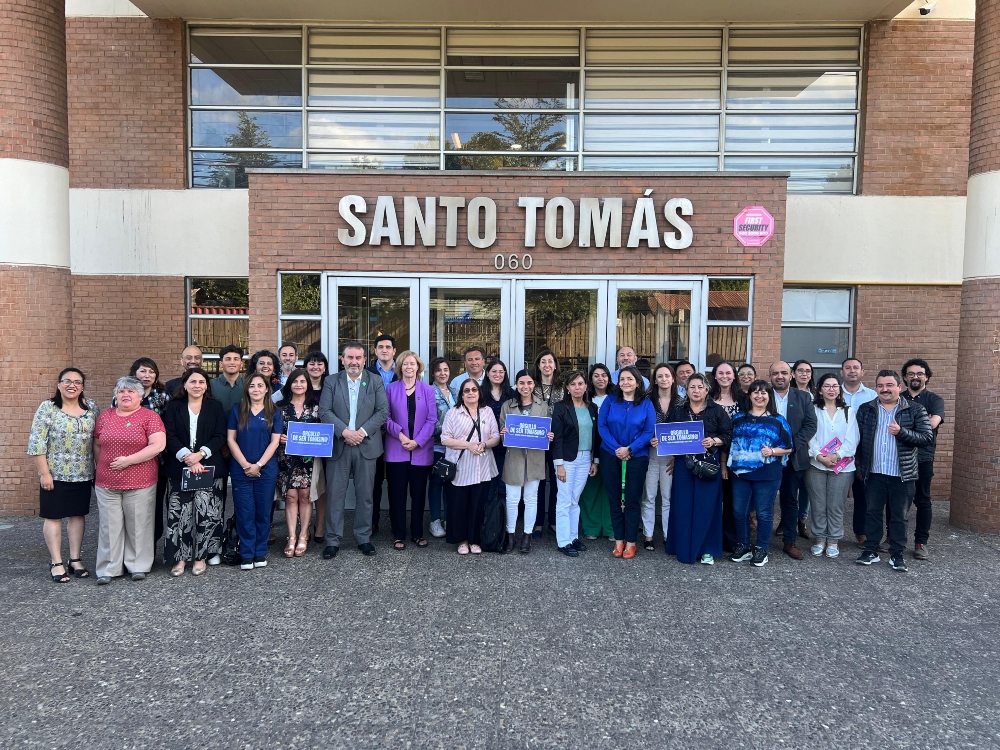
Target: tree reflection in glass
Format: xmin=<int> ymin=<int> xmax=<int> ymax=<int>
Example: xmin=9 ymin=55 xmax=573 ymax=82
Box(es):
xmin=447 ymin=97 xmax=571 ymax=170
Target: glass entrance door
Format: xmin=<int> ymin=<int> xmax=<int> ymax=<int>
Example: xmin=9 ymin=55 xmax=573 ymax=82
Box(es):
xmin=328 ymin=277 xmax=418 ymax=367
xmin=513 ymin=280 xmax=607 ymax=375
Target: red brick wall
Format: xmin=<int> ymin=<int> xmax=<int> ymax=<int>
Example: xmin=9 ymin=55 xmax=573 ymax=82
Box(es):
xmin=951 ymin=278 xmax=1000 ymax=531
xmin=66 ymin=16 xmax=185 ymax=189
xmin=0 ymin=0 xmax=68 ymax=167
xmin=970 ymin=0 xmax=1000 ymax=176
xmin=248 ymin=172 xmax=786 ymax=366
xmin=0 ymin=265 xmax=73 ymax=515
xmin=71 ymin=276 xmax=188 ymax=402
xmin=860 ymin=19 xmax=975 ymax=196
xmin=853 ymin=284 xmax=961 ymax=492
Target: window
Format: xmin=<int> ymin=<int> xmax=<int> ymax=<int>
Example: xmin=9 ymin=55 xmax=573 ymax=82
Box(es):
xmin=279 ymin=273 xmax=322 ymax=355
xmin=781 ymin=287 xmax=853 ymax=369
xmin=188 ymin=25 xmax=862 ymax=191
xmin=188 ymin=278 xmax=250 ymax=374
xmin=706 ymin=278 xmax=752 ymax=368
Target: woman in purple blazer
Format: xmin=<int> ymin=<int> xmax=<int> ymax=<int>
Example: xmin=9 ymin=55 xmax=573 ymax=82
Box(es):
xmin=385 ymin=351 xmax=438 ymax=550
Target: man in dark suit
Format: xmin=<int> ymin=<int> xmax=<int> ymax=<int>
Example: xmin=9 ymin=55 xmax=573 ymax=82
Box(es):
xmin=770 ymin=361 xmax=817 ymax=560
xmin=319 ymin=340 xmax=388 ymax=558
xmin=366 ymin=334 xmax=397 ymax=534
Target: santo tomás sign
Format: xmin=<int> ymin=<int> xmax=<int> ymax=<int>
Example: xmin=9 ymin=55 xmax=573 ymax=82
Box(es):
xmin=733 ymin=206 xmax=775 ymax=247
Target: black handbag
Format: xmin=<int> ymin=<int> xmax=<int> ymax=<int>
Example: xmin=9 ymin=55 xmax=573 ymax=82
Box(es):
xmin=685 ymin=451 xmax=721 ymax=481
xmin=432 ymin=420 xmax=479 ymax=482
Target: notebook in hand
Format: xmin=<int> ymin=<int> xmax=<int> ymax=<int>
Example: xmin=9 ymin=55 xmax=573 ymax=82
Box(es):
xmin=181 ymin=465 xmax=216 ymax=491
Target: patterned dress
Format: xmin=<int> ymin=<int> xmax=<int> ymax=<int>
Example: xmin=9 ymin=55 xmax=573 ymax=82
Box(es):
xmin=277 ymin=400 xmax=320 ymax=496
xmin=27 ymin=398 xmax=100 ymax=482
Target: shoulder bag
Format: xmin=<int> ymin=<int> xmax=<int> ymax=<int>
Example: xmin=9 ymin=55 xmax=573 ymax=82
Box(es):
xmin=684 ymin=406 xmax=721 ymax=481
xmin=432 ymin=414 xmax=479 ymax=482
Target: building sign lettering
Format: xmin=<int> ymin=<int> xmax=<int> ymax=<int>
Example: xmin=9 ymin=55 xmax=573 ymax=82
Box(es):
xmin=337 ymin=192 xmax=694 ymax=250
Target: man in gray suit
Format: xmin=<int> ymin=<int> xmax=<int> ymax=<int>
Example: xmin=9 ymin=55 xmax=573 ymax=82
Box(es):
xmin=319 ymin=340 xmax=388 ymax=558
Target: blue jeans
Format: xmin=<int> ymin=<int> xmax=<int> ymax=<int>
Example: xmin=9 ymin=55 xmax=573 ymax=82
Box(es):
xmin=231 ymin=472 xmax=277 ymax=561
xmin=428 ymin=455 xmax=447 ymax=522
xmin=731 ymin=474 xmax=782 ymax=550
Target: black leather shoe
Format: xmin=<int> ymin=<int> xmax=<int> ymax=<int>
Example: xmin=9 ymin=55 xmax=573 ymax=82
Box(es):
xmin=559 ymin=545 xmax=579 ymax=557
xmin=519 ymin=533 xmax=531 ymax=554
xmin=503 ymin=532 xmax=516 ymax=554
xmin=322 ymin=546 xmax=339 ymax=559
xmin=571 ymin=538 xmax=588 ymax=552
xmin=358 ymin=543 xmax=377 ymax=556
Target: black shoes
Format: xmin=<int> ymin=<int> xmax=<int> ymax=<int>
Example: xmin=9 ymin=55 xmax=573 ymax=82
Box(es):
xmin=889 ymin=555 xmax=908 ymax=572
xmin=729 ymin=543 xmax=752 ymax=563
xmin=559 ymin=545 xmax=579 ymax=557
xmin=358 ymin=543 xmax=377 ymax=556
xmin=503 ymin=533 xmax=517 ymax=554
xmin=322 ymin=546 xmax=339 ymax=559
xmin=519 ymin=533 xmax=531 ymax=554
xmin=571 ymin=538 xmax=588 ymax=552
xmin=751 ymin=546 xmax=768 ymax=567
xmin=856 ymin=551 xmax=880 ymax=565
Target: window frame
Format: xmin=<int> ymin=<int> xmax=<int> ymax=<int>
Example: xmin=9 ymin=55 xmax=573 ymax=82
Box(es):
xmin=780 ymin=285 xmax=855 ymax=370
xmin=186 ymin=276 xmax=251 ymax=371
xmin=278 ymin=272 xmax=324 ymax=358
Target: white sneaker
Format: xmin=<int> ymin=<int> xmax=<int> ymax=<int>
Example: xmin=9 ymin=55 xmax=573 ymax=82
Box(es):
xmin=429 ymin=519 xmax=446 ymax=538
xmin=207 ymin=554 xmax=221 ymax=566
xmin=699 ymin=553 xmax=714 ymax=565
xmin=811 ymin=543 xmax=825 ymax=556
xmin=825 ymin=544 xmax=840 ymax=558
xmin=253 ymin=558 xmax=267 ymax=568
xmin=240 ymin=561 xmax=253 ymax=571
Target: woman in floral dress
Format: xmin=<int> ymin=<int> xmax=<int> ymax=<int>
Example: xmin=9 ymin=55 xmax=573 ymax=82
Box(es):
xmin=277 ymin=369 xmax=320 ymax=557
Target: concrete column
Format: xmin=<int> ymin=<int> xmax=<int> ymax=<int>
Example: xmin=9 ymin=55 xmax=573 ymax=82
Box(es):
xmin=0 ymin=0 xmax=73 ymax=515
xmin=951 ymin=0 xmax=1000 ymax=532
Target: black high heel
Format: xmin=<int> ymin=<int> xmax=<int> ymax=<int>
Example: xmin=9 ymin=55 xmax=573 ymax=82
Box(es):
xmin=68 ymin=557 xmax=89 ymax=578
xmin=50 ymin=561 xmax=70 ymax=583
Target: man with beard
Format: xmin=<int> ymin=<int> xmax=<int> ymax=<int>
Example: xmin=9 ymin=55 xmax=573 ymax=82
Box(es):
xmin=319 ymin=341 xmax=388 ymax=559
xmin=164 ymin=345 xmax=203 ymax=395
xmin=770 ymin=360 xmax=817 ymax=560
xmin=901 ymin=358 xmax=944 ymax=560
xmin=277 ymin=343 xmax=298 ymax=386
xmin=610 ymin=346 xmax=650 ymax=389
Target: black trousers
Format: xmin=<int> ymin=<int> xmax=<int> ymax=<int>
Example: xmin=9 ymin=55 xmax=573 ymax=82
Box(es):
xmin=778 ymin=465 xmax=805 ymax=545
xmin=372 ymin=454 xmax=385 ymax=529
xmin=851 ymin=472 xmax=868 ymax=537
xmin=599 ymin=451 xmax=648 ymax=544
xmin=446 ymin=480 xmax=489 ymax=545
xmin=912 ymin=460 xmax=934 ymax=545
xmin=385 ymin=461 xmax=429 ymax=541
xmin=863 ymin=473 xmax=914 ymax=557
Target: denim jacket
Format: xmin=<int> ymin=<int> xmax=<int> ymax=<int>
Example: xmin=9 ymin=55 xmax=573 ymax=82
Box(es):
xmin=432 ymin=384 xmax=455 ymax=452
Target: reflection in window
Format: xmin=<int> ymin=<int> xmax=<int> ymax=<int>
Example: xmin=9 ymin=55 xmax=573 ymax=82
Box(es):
xmin=309 ymin=153 xmax=440 ymax=170
xmin=781 ymin=286 xmax=854 ymax=368
xmin=280 ymin=319 xmax=322 ymax=353
xmin=192 ymin=110 xmax=302 ymax=149
xmin=192 ymin=152 xmax=302 ymax=189
xmin=428 ymin=287 xmax=502 ymax=379
xmin=445 ymin=112 xmax=575 ymax=152
xmin=446 ymin=155 xmax=574 ymax=171
xmin=188 ymin=277 xmax=250 ymax=361
xmin=309 ymin=112 xmax=440 ymax=150
xmin=338 ymin=287 xmax=411 ymax=358
xmin=706 ymin=326 xmax=749 ymax=367
xmin=190 ymin=33 xmax=302 ymax=65
xmin=192 ymin=69 xmax=302 ymax=107
xmin=724 ymin=156 xmax=854 ymax=193
xmin=708 ymin=279 xmax=751 ymax=321
xmin=726 ymin=71 xmax=857 ymax=110
xmin=616 ymin=290 xmax=691 ymax=374
xmin=281 ymin=274 xmax=321 ymax=315
xmin=524 ymin=289 xmax=598 ymax=375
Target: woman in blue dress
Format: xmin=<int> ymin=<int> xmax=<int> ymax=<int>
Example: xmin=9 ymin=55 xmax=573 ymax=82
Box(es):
xmin=665 ymin=373 xmax=732 ymax=564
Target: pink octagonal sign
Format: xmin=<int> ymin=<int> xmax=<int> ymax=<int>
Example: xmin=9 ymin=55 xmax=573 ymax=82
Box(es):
xmin=733 ymin=206 xmax=775 ymax=247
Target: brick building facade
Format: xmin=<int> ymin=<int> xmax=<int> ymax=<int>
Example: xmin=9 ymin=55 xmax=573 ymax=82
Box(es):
xmin=2 ymin=0 xmax=997 ymax=535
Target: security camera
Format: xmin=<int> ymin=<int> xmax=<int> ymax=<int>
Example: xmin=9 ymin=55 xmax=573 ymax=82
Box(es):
xmin=919 ymin=1 xmax=936 ymax=15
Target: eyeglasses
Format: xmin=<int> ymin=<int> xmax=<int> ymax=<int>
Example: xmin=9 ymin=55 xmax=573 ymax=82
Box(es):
xmin=59 ymin=379 xmax=84 ymax=387
xmin=461 ymin=389 xmax=478 ymax=395
xmin=904 ymin=372 xmax=926 ymax=378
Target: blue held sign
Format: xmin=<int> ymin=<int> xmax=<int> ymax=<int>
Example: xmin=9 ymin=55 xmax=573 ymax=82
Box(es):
xmin=656 ymin=422 xmax=705 ymax=456
xmin=503 ymin=415 xmax=552 ymax=450
xmin=286 ymin=422 xmax=335 ymax=458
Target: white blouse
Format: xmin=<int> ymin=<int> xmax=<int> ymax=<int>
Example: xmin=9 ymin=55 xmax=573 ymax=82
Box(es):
xmin=807 ymin=405 xmax=860 ymax=473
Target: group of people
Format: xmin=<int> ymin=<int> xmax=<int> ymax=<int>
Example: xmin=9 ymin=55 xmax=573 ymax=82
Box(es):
xmin=29 ymin=334 xmax=944 ymax=583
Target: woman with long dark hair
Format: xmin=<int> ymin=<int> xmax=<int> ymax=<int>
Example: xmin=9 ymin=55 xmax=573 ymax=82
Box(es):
xmin=805 ymin=373 xmax=859 ymax=558
xmin=162 ymin=368 xmax=227 ymax=576
xmin=227 ymin=373 xmax=283 ymax=570
xmin=551 ymin=370 xmax=599 ymax=557
xmin=482 ymin=359 xmax=515 ymax=492
xmin=302 ymin=350 xmax=330 ymax=542
xmin=276 ymin=368 xmax=319 ymax=557
xmin=499 ymin=370 xmax=552 ymax=554
xmin=598 ymin=366 xmax=655 ymax=559
xmin=727 ymin=380 xmax=793 ymax=568
xmin=579 ymin=364 xmax=615 ymax=540
xmin=711 ymin=360 xmax=744 ymax=554
xmin=666 ymin=373 xmax=732 ymax=565
xmin=249 ymin=349 xmax=282 ymax=394
xmin=532 ymin=348 xmax=563 ymax=536
xmin=642 ymin=363 xmax=679 ymax=551
xmin=427 ymin=356 xmax=455 ymax=539
xmin=29 ymin=367 xmax=99 ymax=582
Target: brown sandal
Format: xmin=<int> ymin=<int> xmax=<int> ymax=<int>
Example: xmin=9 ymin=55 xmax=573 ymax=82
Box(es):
xmin=294 ymin=535 xmax=308 ymax=557
xmin=283 ymin=538 xmax=295 ymax=558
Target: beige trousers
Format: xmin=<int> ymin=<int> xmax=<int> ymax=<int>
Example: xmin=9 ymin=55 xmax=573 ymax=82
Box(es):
xmin=95 ymin=484 xmax=156 ymax=578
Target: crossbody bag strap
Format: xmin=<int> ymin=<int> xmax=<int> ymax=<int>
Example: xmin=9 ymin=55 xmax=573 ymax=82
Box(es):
xmin=454 ymin=409 xmax=480 ymax=463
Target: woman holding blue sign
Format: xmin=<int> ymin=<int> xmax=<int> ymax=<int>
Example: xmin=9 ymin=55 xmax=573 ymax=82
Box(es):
xmin=551 ymin=371 xmax=599 ymax=557
xmin=499 ymin=370 xmax=553 ymax=554
xmin=277 ymin=369 xmax=319 ymax=558
xmin=726 ymin=380 xmax=793 ymax=567
xmin=665 ymin=373 xmax=732 ymax=565
xmin=227 ymin=374 xmax=284 ymax=570
xmin=642 ymin=363 xmax=680 ymax=552
xmin=597 ymin=366 xmax=655 ymax=559
xmin=384 ymin=351 xmax=437 ymax=551
xmin=162 ymin=368 xmax=227 ymax=576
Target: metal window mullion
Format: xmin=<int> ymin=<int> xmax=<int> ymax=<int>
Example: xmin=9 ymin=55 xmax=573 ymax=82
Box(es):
xmin=579 ymin=27 xmax=585 ymax=169
xmin=719 ymin=26 xmax=728 ymax=171
xmin=189 ymin=105 xmax=304 ymax=111
xmin=301 ymin=24 xmax=308 ymax=166
xmin=440 ymin=27 xmax=446 ymax=170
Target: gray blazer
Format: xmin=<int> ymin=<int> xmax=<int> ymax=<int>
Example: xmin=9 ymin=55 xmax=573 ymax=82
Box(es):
xmin=319 ymin=370 xmax=388 ymax=461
